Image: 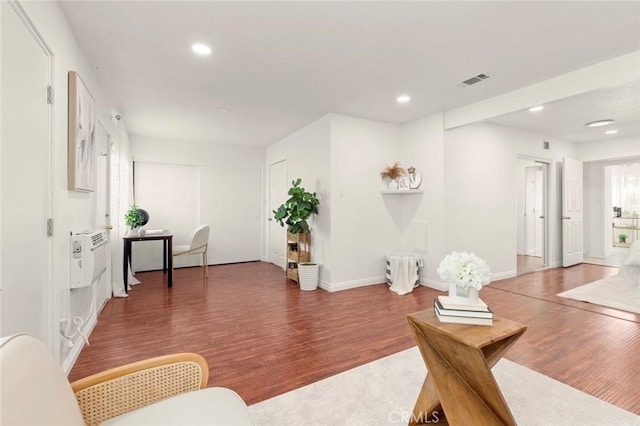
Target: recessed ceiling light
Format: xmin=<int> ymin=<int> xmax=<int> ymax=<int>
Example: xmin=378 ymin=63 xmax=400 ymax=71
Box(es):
xmin=396 ymin=95 xmax=411 ymax=104
xmin=605 ymin=129 xmax=619 ymax=135
xmin=192 ymin=43 xmax=212 ymax=56
xmin=529 ymin=105 xmax=544 ymax=112
xmin=585 ymin=119 xmax=614 ymax=128
xmin=216 ymin=107 xmax=231 ymax=113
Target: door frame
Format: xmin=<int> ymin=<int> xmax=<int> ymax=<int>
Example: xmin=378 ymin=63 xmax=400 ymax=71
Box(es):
xmin=267 ymin=159 xmax=288 ymax=268
xmin=517 ymin=155 xmax=550 ymax=272
xmin=95 ymin=120 xmax=112 ymax=311
xmin=524 ymin=165 xmax=544 ymax=257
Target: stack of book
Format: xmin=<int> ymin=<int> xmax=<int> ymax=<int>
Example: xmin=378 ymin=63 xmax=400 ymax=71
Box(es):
xmin=434 ymin=295 xmax=493 ymax=326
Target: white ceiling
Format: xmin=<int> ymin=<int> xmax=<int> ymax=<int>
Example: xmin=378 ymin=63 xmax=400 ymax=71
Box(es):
xmin=488 ymin=80 xmax=640 ymax=143
xmin=59 ymin=1 xmax=640 ymax=147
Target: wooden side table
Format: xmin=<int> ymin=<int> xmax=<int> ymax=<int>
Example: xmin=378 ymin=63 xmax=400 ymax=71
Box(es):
xmin=406 ymin=309 xmax=527 ymax=426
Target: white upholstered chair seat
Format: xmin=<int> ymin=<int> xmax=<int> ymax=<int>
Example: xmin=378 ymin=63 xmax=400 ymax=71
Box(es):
xmin=173 ymin=225 xmax=210 ymax=278
xmin=103 ymin=387 xmax=254 ymax=425
xmin=0 ymin=334 xmax=254 ymax=426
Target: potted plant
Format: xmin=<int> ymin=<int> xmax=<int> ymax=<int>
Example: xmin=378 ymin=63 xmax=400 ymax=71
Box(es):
xmin=273 ymin=179 xmax=320 ymax=286
xmin=124 ymin=204 xmax=144 ymax=236
xmin=273 ymin=178 xmax=319 ymax=234
xmin=618 ymin=233 xmax=628 ymax=244
xmin=298 ymin=262 xmax=320 ymax=291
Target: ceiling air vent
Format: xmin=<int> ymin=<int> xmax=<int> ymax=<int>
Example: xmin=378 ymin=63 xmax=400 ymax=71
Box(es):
xmin=457 ymin=73 xmax=492 ymax=88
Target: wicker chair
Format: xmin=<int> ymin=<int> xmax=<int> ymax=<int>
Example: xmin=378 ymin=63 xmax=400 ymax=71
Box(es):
xmin=0 ymin=334 xmax=255 ymax=425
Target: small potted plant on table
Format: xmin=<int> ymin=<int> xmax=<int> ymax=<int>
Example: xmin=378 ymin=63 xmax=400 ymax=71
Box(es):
xmin=125 ymin=204 xmax=144 ymax=237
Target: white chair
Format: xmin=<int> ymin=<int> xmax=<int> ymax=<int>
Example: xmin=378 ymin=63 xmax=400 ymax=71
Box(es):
xmin=0 ymin=333 xmax=255 ymax=426
xmin=173 ymin=225 xmax=210 ymax=278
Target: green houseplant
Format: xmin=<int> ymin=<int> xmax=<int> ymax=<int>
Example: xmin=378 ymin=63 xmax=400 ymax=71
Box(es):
xmin=618 ymin=233 xmax=628 ymax=243
xmin=124 ymin=204 xmax=144 ymax=230
xmin=273 ymin=178 xmax=319 ymax=234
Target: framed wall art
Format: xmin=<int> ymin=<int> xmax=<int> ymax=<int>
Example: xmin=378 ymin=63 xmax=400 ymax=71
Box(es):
xmin=68 ymin=71 xmax=96 ymax=192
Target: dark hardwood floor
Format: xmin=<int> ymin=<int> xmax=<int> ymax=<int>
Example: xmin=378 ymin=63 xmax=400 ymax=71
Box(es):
xmin=69 ymin=262 xmax=640 ymax=414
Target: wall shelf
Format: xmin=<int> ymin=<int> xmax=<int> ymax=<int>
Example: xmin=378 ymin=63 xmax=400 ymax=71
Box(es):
xmin=380 ymin=189 xmax=424 ymax=194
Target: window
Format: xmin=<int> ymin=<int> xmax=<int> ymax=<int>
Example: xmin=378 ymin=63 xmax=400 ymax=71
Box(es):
xmin=611 ymin=163 xmax=640 ymax=215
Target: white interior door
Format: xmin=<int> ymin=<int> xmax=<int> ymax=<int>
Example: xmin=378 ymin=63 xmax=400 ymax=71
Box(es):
xmin=0 ymin=1 xmax=53 ymax=344
xmin=562 ymin=158 xmax=584 ymax=267
xmin=524 ymin=167 xmax=537 ymax=255
xmin=269 ymin=160 xmax=288 ymax=268
xmin=533 ymin=167 xmax=544 ymax=257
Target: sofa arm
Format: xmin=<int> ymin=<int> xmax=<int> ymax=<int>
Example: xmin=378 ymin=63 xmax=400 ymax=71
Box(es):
xmin=71 ymin=353 xmax=208 ymax=426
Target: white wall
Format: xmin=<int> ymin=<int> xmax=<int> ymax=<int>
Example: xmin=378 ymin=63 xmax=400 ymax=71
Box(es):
xmin=265 ymin=115 xmax=331 ymax=281
xmin=131 ymin=136 xmax=265 ymax=168
xmin=5 ymin=1 xmax=133 ymax=369
xmin=328 ymin=114 xmax=403 ymax=289
xmin=129 ymin=137 xmax=266 ymax=270
xmin=265 ymin=113 xmax=446 ymax=291
xmin=444 ymin=122 xmax=576 ymax=278
xmin=399 ymin=114 xmax=446 ymax=288
xmin=576 ymin=136 xmax=640 ymax=162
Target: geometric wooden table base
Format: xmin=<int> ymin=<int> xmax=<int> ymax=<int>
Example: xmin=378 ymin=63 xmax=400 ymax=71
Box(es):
xmin=407 ymin=309 xmax=527 ymax=426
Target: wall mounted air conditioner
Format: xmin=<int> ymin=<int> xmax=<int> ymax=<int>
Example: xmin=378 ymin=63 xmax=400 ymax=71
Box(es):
xmin=70 ymin=230 xmax=108 ymax=289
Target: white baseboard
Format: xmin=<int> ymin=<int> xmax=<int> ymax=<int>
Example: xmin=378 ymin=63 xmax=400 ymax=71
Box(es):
xmin=61 ymin=314 xmax=97 ymax=375
xmin=423 ymin=271 xmax=519 ymax=289
xmin=492 ymin=270 xmax=517 ymax=281
xmin=320 ymin=275 xmax=385 ymax=292
xmin=421 ymin=279 xmax=447 ymax=291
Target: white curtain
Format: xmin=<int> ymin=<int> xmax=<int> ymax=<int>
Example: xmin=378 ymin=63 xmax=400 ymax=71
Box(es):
xmin=611 ymin=163 xmax=640 ymax=215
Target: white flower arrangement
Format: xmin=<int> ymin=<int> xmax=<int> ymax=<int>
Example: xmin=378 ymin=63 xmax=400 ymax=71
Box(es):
xmin=437 ymin=251 xmax=491 ymax=290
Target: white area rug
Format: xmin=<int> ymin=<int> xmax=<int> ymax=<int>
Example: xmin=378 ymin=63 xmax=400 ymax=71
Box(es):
xmin=249 ymin=347 xmax=639 ymax=426
xmin=558 ymin=274 xmax=640 ymax=314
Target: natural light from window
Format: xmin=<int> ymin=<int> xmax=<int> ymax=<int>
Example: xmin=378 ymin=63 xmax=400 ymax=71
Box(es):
xmin=611 ymin=163 xmax=640 ymax=215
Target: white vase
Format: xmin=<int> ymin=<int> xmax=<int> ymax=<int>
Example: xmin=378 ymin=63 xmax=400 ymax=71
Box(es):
xmin=448 ymin=282 xmax=479 ymax=304
xmin=387 ymin=179 xmax=399 ymax=190
xmin=298 ymin=263 xmax=319 ymax=291
xmin=126 ymin=228 xmax=138 ymax=237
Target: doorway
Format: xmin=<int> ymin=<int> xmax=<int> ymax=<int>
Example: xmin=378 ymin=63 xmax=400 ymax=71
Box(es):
xmin=583 ymin=158 xmax=640 ymax=267
xmin=517 ymin=158 xmax=549 ymax=275
xmin=268 ymin=160 xmax=287 ymax=269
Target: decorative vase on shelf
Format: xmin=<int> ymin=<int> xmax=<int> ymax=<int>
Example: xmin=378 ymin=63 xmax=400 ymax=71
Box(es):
xmin=127 ymin=228 xmax=138 ymax=237
xmin=448 ymin=282 xmax=479 ymax=304
xmin=387 ymin=179 xmax=399 ymax=190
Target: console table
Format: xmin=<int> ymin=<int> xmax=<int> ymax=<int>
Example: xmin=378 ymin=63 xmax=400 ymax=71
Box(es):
xmin=406 ymin=309 xmax=527 ymax=425
xmin=123 ymin=233 xmax=173 ymax=293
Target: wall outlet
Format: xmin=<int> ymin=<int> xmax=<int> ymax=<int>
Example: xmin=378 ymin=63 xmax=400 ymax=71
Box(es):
xmin=59 ymin=318 xmax=68 ymax=334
